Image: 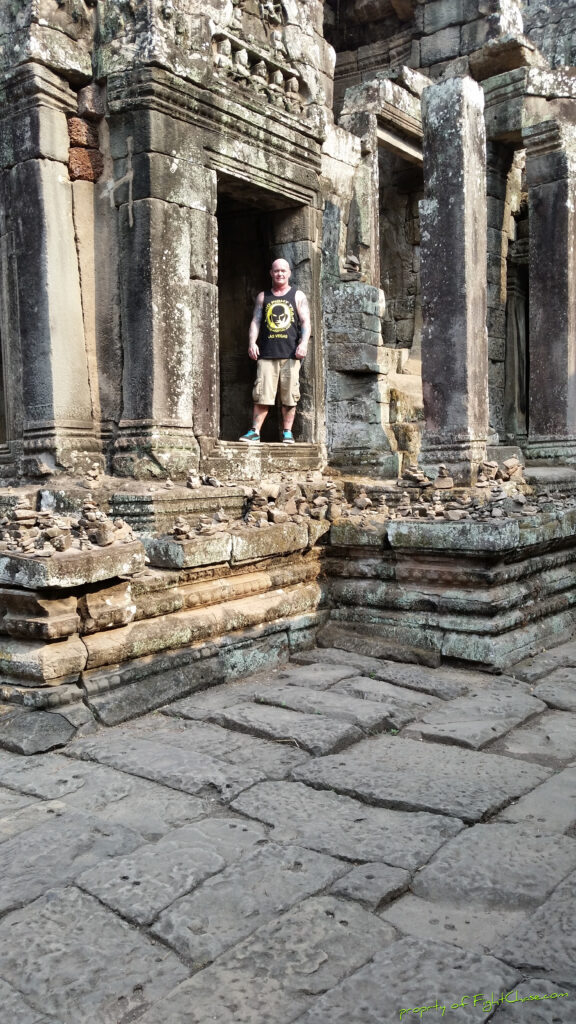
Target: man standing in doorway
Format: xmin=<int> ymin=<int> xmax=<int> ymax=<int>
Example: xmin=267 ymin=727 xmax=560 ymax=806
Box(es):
xmin=239 ymin=258 xmax=311 ymax=444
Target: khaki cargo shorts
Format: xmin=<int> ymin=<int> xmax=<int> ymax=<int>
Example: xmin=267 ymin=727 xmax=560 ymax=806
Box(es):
xmin=253 ymin=358 xmax=301 ymax=407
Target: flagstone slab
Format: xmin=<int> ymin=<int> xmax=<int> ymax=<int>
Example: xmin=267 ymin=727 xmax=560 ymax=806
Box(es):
xmin=151 ymin=844 xmax=347 ymax=963
xmin=490 ymin=979 xmax=575 ymax=1022
xmin=0 ymin=751 xmax=207 ymax=839
xmin=78 ymin=817 xmax=267 ymax=925
xmin=0 ymin=810 xmax=142 ymax=915
xmin=334 ymin=675 xmax=441 ymax=713
xmin=138 ymin=896 xmax=396 ymax=1024
xmin=330 ymin=862 xmax=410 ymax=910
xmin=291 ymin=736 xmax=551 ymax=821
xmin=495 ymin=870 xmax=576 ymax=984
xmin=412 ymin=823 xmax=576 ymax=909
xmin=0 ymin=887 xmax=188 ymax=1024
xmin=533 ymin=670 xmax=576 ymax=711
xmin=66 ymin=733 xmax=266 ymax=800
xmin=290 ymin=936 xmax=520 ymax=1024
xmin=489 ymin=710 xmax=576 ymax=768
xmin=496 ymin=765 xmax=576 ymax=833
xmin=293 ymin=648 xmax=474 ymax=699
xmin=231 ymin=780 xmax=463 ymax=870
xmin=0 ymin=979 xmax=57 ymax=1024
xmin=381 ymin=894 xmax=528 ymax=957
xmin=209 ymin=703 xmax=362 ymax=755
xmin=403 ymin=688 xmax=545 ymax=749
xmin=252 ymin=684 xmax=413 ymax=731
xmin=0 ymin=787 xmax=40 ymax=818
xmin=115 ymin=715 xmax=310 ymax=777
xmin=268 ymin=662 xmax=360 ymax=689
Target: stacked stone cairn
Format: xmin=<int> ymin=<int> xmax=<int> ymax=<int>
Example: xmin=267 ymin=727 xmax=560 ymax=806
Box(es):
xmin=0 ymin=496 xmax=134 ymax=558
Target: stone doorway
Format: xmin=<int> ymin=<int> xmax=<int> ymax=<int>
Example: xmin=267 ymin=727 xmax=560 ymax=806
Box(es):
xmin=216 ymin=176 xmax=312 ymax=444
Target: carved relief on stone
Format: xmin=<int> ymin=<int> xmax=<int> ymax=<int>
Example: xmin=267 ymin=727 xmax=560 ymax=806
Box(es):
xmin=211 ymin=29 xmax=305 ymax=114
xmin=259 ymin=0 xmax=283 ymax=25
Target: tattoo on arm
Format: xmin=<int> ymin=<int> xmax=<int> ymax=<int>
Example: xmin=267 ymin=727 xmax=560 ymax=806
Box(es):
xmin=248 ymin=294 xmax=264 ymax=346
xmin=297 ymin=293 xmax=311 ymax=344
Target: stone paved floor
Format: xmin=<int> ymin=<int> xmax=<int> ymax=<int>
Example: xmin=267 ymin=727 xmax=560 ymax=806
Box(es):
xmin=2 ymin=642 xmax=576 ymax=1023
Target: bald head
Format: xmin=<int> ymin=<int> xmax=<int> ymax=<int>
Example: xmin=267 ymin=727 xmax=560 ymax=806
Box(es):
xmin=270 ymin=259 xmax=291 ymax=292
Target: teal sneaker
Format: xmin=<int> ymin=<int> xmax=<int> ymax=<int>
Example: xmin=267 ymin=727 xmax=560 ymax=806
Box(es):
xmin=282 ymin=430 xmax=295 ymax=444
xmin=239 ymin=428 xmax=260 ymax=442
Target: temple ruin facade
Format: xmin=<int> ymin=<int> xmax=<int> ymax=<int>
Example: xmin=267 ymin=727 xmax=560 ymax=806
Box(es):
xmin=2 ymin=0 xmax=576 ymax=750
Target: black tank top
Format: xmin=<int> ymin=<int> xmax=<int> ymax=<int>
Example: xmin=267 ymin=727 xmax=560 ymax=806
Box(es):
xmin=258 ymin=286 xmax=301 ymax=359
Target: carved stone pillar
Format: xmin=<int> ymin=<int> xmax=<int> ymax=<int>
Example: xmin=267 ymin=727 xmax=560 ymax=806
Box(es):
xmin=419 ymin=77 xmax=489 ymax=484
xmin=0 ymin=64 xmax=98 ymax=476
xmin=524 ymin=121 xmax=576 ymax=461
xmin=108 ymin=85 xmax=217 ymax=477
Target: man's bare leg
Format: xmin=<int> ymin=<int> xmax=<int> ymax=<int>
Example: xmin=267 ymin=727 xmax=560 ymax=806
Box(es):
xmin=252 ymin=404 xmax=271 ymax=433
xmin=282 ymin=405 xmax=296 ymax=431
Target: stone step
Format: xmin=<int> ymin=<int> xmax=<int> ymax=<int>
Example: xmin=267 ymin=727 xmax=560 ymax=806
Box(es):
xmin=316 ymin=622 xmax=442 ymax=668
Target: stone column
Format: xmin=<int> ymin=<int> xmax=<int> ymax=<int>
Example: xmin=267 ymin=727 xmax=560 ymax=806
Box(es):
xmin=108 ymin=90 xmax=216 ymax=477
xmin=523 ymin=121 xmax=576 ymax=461
xmin=0 ymin=64 xmax=98 ymax=476
xmin=419 ymin=77 xmax=489 ymax=484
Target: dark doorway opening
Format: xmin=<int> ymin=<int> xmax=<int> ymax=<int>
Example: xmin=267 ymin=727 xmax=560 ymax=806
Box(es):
xmin=216 ymin=175 xmax=307 ymax=444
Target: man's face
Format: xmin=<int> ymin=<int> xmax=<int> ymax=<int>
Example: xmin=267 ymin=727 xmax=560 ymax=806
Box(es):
xmin=270 ymin=261 xmax=291 ymax=289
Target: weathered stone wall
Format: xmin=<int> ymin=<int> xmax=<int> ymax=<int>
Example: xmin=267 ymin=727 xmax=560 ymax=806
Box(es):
xmin=328 ymin=0 xmax=526 ymax=114
xmin=523 ymin=0 xmax=576 ymax=68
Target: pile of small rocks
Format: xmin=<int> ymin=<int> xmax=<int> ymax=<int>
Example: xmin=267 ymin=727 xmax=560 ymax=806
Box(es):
xmin=0 ymin=496 xmax=134 ymax=557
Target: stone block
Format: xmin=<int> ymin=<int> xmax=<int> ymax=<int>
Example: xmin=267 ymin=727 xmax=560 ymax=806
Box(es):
xmin=424 ymin=0 xmax=465 ymax=34
xmin=0 ymin=636 xmax=87 ymax=686
xmin=0 ymin=708 xmax=75 ymax=754
xmin=0 ymin=591 xmax=79 ymax=640
xmin=210 ymin=702 xmax=362 ymax=756
xmin=137 ymin=896 xmax=395 ymax=1024
xmin=494 ymin=871 xmax=576 ymax=982
xmin=330 ymin=862 xmax=410 ymax=910
xmin=67 ymin=731 xmax=267 ymax=800
xmin=144 ymin=533 xmax=232 ymax=569
xmin=413 ymin=822 xmax=576 ymax=910
xmin=293 ymin=937 xmax=519 ymax=1024
xmin=496 ymin=765 xmax=576 ymax=834
xmin=460 ymin=17 xmax=491 ymax=56
xmin=420 ymin=26 xmax=461 ymax=66
xmin=0 ymin=888 xmax=188 ymax=1022
xmin=67 ymin=116 xmax=99 ymax=148
xmin=68 ymin=147 xmax=104 ymax=182
xmin=0 ymin=809 xmax=141 ymax=915
xmin=77 ymin=82 xmax=106 ymax=121
xmin=232 ymin=780 xmax=462 ymax=870
xmin=151 ymin=844 xmax=348 ymax=962
xmin=381 ymin=893 xmax=528 ymax=957
xmin=404 ymin=686 xmax=545 ymax=749
xmin=0 ymin=542 xmax=145 ymax=590
xmin=490 ymin=710 xmax=576 ymax=769
xmin=78 ymin=582 xmax=136 ymax=634
xmin=292 ymin=735 xmax=550 ymax=822
xmin=252 ymin=683 xmax=408 ymax=732
xmin=230 ymin=523 xmax=308 ymax=564
xmin=7 ymin=105 xmax=70 ymax=165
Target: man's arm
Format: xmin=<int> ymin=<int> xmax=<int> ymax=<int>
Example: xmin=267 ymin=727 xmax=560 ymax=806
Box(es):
xmin=248 ymin=292 xmax=264 ymax=360
xmin=295 ymin=291 xmax=311 ymax=359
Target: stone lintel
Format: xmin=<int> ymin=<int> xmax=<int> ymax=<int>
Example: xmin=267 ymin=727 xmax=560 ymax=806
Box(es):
xmin=340 ymin=72 xmax=423 ymax=140
xmin=0 ymin=62 xmax=77 ymax=117
xmin=106 ymin=67 xmax=323 ymax=169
